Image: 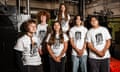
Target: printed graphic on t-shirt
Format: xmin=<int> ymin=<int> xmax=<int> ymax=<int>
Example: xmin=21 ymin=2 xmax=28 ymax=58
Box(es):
xmin=39 ymin=30 xmax=46 ymax=41
xmin=75 ymin=32 xmax=81 ymax=40
xmin=53 ymin=38 xmax=60 ymax=49
xmin=95 ymin=33 xmax=103 ymax=45
xmin=61 ymin=18 xmax=66 ymax=27
xmin=30 ymin=43 xmax=38 ymax=57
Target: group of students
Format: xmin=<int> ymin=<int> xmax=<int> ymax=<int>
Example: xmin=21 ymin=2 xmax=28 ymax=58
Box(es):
xmin=14 ymin=3 xmax=112 ymax=72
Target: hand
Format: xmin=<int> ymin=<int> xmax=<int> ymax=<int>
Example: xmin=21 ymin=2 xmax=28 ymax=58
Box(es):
xmin=77 ymin=49 xmax=83 ymax=57
xmin=53 ymin=57 xmax=61 ymax=62
xmin=96 ymin=50 xmax=105 ymax=57
xmin=56 ymin=56 xmax=61 ymax=62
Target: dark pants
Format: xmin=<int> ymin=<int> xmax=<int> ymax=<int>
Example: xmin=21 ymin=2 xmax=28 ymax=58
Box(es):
xmin=49 ymin=57 xmax=66 ymax=72
xmin=41 ymin=54 xmax=50 ymax=72
xmin=41 ymin=42 xmax=50 ymax=72
xmin=88 ymin=58 xmax=110 ymax=72
xmin=24 ymin=64 xmax=43 ymax=72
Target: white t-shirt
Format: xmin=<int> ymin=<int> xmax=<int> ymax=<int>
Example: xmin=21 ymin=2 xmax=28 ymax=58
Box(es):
xmin=86 ymin=26 xmax=112 ymax=59
xmin=56 ymin=13 xmax=70 ymax=32
xmin=14 ymin=35 xmax=42 ymax=65
xmin=36 ymin=24 xmax=48 ymax=45
xmin=46 ymin=33 xmax=69 ymax=57
xmin=69 ymin=26 xmax=88 ymax=56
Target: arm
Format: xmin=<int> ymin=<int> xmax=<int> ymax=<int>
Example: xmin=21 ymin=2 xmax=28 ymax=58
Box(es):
xmin=38 ymin=41 xmax=43 ymax=55
xmin=86 ymin=31 xmax=102 ymax=56
xmin=101 ymin=39 xmax=111 ymax=54
xmin=70 ymin=38 xmax=80 ymax=54
xmin=88 ymin=42 xmax=110 ymax=57
xmin=100 ymin=28 xmax=111 ymax=57
xmin=81 ymin=29 xmax=88 ymax=51
xmin=78 ymin=42 xmax=87 ymax=56
xmin=59 ymin=41 xmax=68 ymax=58
xmin=82 ymin=42 xmax=87 ymax=51
xmin=78 ymin=30 xmax=88 ymax=56
xmin=88 ymin=42 xmax=100 ymax=55
xmin=37 ymin=40 xmax=43 ymax=55
xmin=102 ymin=29 xmax=111 ymax=53
xmin=76 ymin=42 xmax=86 ymax=57
xmin=95 ymin=39 xmax=111 ymax=57
xmin=47 ymin=44 xmax=57 ymax=61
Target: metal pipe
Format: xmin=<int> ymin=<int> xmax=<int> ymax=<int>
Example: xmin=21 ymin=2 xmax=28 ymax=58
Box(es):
xmin=83 ymin=0 xmax=85 ymax=21
xmin=26 ymin=0 xmax=30 ymax=15
xmin=16 ymin=0 xmax=20 ymax=15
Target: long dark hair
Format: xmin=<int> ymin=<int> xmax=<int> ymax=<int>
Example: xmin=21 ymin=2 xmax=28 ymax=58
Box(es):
xmin=58 ymin=3 xmax=68 ymax=22
xmin=89 ymin=15 xmax=99 ymax=22
xmin=74 ymin=15 xmax=83 ymax=26
xmin=47 ymin=21 xmax=64 ymax=45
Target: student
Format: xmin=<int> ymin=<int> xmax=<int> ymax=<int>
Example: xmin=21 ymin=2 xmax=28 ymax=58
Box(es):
xmin=86 ymin=16 xmax=111 ymax=72
xmin=36 ymin=10 xmax=51 ymax=72
xmin=46 ymin=21 xmax=69 ymax=72
xmin=56 ymin=3 xmax=70 ymax=33
xmin=14 ymin=19 xmax=43 ymax=72
xmin=69 ymin=15 xmax=88 ymax=72
xmin=36 ymin=10 xmax=50 ymax=46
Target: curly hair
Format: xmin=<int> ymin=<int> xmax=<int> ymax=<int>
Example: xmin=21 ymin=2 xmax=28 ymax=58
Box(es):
xmin=37 ymin=10 xmax=50 ymax=24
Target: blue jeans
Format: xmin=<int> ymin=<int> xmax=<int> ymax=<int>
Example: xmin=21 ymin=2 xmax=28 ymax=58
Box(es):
xmin=72 ymin=55 xmax=87 ymax=72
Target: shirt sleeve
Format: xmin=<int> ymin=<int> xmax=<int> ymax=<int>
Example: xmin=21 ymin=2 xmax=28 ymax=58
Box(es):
xmin=64 ymin=34 xmax=69 ymax=42
xmin=46 ymin=33 xmax=51 ymax=43
xmin=55 ymin=16 xmax=58 ymax=21
xmin=68 ymin=14 xmax=70 ymax=20
xmin=86 ymin=30 xmax=92 ymax=43
xmin=104 ymin=28 xmax=112 ymax=40
xmin=69 ymin=29 xmax=74 ymax=38
xmin=14 ymin=38 xmax=24 ymax=52
xmin=84 ymin=28 xmax=88 ymax=40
